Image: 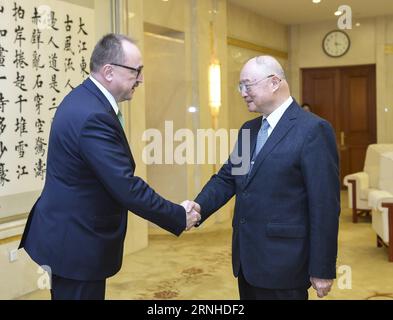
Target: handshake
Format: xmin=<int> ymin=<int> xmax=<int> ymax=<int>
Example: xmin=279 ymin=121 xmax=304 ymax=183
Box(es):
xmin=180 ymin=200 xmax=201 ymax=231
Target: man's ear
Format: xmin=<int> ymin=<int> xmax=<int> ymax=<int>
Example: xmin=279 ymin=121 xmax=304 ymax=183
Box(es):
xmin=102 ymin=64 xmax=113 ymax=82
xmin=271 ymin=76 xmax=281 ymax=92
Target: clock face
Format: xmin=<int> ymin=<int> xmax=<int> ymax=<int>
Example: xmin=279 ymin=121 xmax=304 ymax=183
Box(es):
xmin=322 ymin=30 xmax=350 ymax=57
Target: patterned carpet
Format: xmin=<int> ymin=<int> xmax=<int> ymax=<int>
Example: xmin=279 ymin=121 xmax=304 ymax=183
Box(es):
xmin=20 ymin=192 xmax=393 ymax=300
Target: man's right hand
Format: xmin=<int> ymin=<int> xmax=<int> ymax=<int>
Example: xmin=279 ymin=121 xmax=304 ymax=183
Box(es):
xmin=180 ymin=200 xmax=201 ymax=231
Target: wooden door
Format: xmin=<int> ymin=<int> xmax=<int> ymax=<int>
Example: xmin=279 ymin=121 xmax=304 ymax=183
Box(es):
xmin=302 ymin=65 xmax=376 ymax=186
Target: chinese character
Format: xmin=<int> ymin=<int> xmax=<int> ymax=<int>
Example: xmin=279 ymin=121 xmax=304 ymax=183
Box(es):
xmin=14 ymin=72 xmax=27 ymax=91
xmin=65 ymin=58 xmax=75 ymax=72
xmin=0 ymin=141 xmax=7 ymax=159
xmin=35 ymin=119 xmax=45 ymax=133
xmin=0 ymin=163 xmax=10 ymax=186
xmin=14 ymin=25 xmax=26 ymax=47
xmin=78 ymin=17 xmax=88 ymax=35
xmin=64 ymin=35 xmax=74 ymax=55
xmin=33 ymin=74 xmax=43 ymax=89
xmin=50 ymin=74 xmax=60 ymax=93
xmin=15 ymin=94 xmax=27 ymax=113
xmin=80 ymin=56 xmax=89 ymax=77
xmin=0 ymin=45 xmax=8 ymax=66
xmin=0 ymin=117 xmax=6 ymax=135
xmin=15 ymin=140 xmax=28 ymax=158
xmin=0 ymin=93 xmax=9 ymax=112
xmin=34 ymin=158 xmax=46 ymax=180
xmin=64 ymin=79 xmax=74 ymax=90
xmin=34 ymin=93 xmax=44 ymax=114
xmin=48 ymin=36 xmax=59 ymax=49
xmin=0 ymin=30 xmax=7 ymax=37
xmin=35 ymin=137 xmax=47 ymax=156
xmin=49 ymin=97 xmax=57 ymax=111
xmin=13 ymin=49 xmax=29 ymax=68
xmin=64 ymin=14 xmax=73 ymax=32
xmin=15 ymin=116 xmax=28 ymax=136
xmin=49 ymin=53 xmax=60 ymax=71
xmin=0 ymin=6 xmax=4 ymax=13
xmin=78 ymin=40 xmax=87 ymax=54
xmin=32 ymin=51 xmax=45 ymax=70
xmin=0 ymin=76 xmax=6 ymax=80
xmin=49 ymin=11 xmax=59 ymax=31
xmin=31 ymin=7 xmax=41 ymax=25
xmin=31 ymin=29 xmax=43 ymax=49
xmin=12 ymin=2 xmax=25 ymax=21
xmin=16 ymin=165 xmax=28 ymax=179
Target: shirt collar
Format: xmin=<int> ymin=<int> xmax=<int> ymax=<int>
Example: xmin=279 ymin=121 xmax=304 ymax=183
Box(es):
xmin=264 ymin=96 xmax=293 ymax=130
xmin=89 ymin=75 xmax=119 ymax=115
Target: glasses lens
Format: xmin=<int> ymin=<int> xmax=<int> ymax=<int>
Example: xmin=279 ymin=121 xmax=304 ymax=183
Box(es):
xmin=136 ymin=66 xmax=143 ymax=78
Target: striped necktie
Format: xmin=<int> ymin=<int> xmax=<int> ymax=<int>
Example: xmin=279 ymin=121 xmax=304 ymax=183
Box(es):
xmin=117 ymin=110 xmax=125 ymax=129
xmin=249 ymin=118 xmax=270 ymax=173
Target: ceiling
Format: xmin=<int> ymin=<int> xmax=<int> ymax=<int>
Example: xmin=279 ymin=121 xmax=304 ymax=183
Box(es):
xmin=228 ymin=0 xmax=393 ymax=25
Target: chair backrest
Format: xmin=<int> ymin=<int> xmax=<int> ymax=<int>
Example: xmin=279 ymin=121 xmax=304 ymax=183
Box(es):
xmin=378 ymin=151 xmax=393 ymax=194
xmin=364 ymin=144 xmax=393 ymax=188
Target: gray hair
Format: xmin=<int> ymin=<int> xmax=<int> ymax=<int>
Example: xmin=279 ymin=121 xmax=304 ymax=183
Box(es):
xmin=254 ymin=55 xmax=286 ymax=80
xmin=89 ymin=33 xmax=136 ymax=73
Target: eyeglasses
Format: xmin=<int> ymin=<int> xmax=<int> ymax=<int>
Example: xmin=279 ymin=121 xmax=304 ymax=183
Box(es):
xmin=110 ymin=63 xmax=143 ymax=78
xmin=238 ymin=74 xmax=276 ymax=93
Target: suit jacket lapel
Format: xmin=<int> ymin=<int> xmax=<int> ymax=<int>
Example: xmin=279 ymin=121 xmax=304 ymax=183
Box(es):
xmin=240 ymin=117 xmax=261 ymax=186
xmin=244 ymin=102 xmax=299 ymax=188
xmin=82 ymin=78 xmax=136 ymax=169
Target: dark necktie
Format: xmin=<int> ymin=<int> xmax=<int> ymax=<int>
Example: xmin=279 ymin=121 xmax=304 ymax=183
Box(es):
xmin=117 ymin=110 xmax=125 ymax=129
xmin=249 ymin=118 xmax=270 ymax=173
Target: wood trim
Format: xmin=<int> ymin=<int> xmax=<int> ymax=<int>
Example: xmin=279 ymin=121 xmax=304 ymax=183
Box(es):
xmin=347 ymin=179 xmax=358 ymax=223
xmin=227 ymin=37 xmax=288 ymax=59
xmin=385 ymin=45 xmax=393 ymax=55
xmin=381 ymin=202 xmax=393 ymax=262
xmin=0 ymin=235 xmax=21 ymax=245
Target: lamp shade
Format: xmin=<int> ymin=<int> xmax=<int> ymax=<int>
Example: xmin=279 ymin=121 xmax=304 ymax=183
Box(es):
xmin=208 ymin=61 xmax=221 ymax=116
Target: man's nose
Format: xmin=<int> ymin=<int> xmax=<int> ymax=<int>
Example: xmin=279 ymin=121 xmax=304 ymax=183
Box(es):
xmin=241 ymin=89 xmax=248 ymax=99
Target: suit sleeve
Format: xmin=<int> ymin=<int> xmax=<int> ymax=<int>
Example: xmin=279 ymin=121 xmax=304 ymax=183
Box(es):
xmin=79 ymin=112 xmax=186 ymax=236
xmin=194 ymin=127 xmax=244 ymax=224
xmin=301 ymin=120 xmax=340 ymax=279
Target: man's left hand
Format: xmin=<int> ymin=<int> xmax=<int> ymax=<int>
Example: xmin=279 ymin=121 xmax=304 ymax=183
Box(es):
xmin=310 ymin=277 xmax=333 ymax=298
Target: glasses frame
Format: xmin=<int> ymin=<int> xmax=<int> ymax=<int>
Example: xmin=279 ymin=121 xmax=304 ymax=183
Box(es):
xmin=238 ymin=74 xmax=276 ymax=93
xmin=110 ymin=63 xmax=143 ymax=78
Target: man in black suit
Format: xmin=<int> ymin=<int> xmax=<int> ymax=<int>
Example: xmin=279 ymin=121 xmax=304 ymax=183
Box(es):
xmin=19 ymin=34 xmax=200 ymax=300
xmin=188 ymin=56 xmax=340 ymax=300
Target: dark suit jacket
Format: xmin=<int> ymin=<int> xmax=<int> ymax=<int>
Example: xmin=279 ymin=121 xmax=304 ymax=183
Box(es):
xmin=195 ymin=99 xmax=340 ymax=289
xmin=19 ymin=78 xmax=186 ymax=281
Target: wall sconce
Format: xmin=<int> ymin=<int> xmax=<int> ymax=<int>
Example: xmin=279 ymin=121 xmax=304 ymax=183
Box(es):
xmin=208 ymin=60 xmax=221 ymax=118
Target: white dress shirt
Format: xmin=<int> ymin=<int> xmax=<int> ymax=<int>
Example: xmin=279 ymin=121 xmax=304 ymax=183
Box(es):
xmin=264 ymin=96 xmax=293 ymax=137
xmin=89 ymin=75 xmax=119 ymax=115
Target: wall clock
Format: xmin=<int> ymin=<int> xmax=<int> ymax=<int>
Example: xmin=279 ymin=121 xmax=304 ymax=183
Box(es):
xmin=322 ymin=30 xmax=350 ymax=58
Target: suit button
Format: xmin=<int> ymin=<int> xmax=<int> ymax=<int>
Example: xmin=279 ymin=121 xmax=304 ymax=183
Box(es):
xmin=240 ymin=218 xmax=246 ymax=224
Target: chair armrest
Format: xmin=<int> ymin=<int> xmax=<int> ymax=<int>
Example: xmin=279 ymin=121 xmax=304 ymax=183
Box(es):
xmin=368 ymin=190 xmax=393 ymax=209
xmin=344 ymin=172 xmax=369 ymax=190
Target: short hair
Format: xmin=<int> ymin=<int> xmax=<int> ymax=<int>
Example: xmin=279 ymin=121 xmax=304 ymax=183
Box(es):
xmin=254 ymin=56 xmax=286 ymax=80
xmin=89 ymin=33 xmax=136 ymax=73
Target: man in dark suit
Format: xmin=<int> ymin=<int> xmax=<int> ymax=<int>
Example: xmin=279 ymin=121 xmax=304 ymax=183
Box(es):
xmin=189 ymin=56 xmax=340 ymax=300
xmin=19 ymin=34 xmax=200 ymax=300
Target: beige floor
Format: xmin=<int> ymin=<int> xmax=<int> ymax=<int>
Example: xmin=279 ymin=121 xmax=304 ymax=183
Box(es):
xmin=20 ymin=191 xmax=393 ymax=300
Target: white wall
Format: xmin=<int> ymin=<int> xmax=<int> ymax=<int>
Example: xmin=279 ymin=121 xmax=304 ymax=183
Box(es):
xmin=226 ymin=2 xmax=289 ymax=130
xmin=289 ymin=16 xmax=393 ymax=142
